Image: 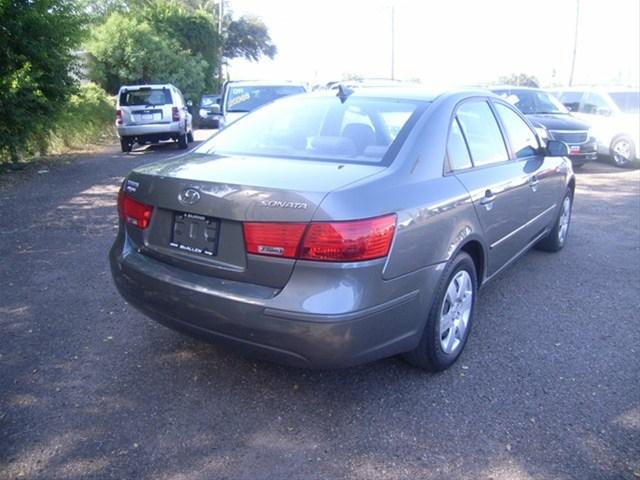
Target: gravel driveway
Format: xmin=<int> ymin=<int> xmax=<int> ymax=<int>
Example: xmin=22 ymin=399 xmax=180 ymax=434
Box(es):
xmin=1 ymin=138 xmax=639 ymax=480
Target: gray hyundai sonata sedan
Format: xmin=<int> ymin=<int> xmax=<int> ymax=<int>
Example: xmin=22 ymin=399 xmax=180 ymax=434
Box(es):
xmin=110 ymin=87 xmax=575 ymax=371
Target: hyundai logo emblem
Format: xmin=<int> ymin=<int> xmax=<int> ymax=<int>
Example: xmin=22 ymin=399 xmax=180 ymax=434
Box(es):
xmin=178 ymin=188 xmax=201 ymax=205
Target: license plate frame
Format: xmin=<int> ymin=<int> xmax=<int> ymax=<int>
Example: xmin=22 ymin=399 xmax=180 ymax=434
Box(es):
xmin=169 ymin=212 xmax=220 ymax=257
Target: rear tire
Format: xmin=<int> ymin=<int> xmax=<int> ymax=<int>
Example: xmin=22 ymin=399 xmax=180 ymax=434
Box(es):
xmin=404 ymin=252 xmax=477 ymax=371
xmin=535 ymin=189 xmax=572 ymax=252
xmin=177 ymin=132 xmax=188 ymax=149
xmin=120 ymin=137 xmax=132 ymax=153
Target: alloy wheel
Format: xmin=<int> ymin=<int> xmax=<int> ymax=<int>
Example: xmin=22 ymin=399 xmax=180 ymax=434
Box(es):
xmin=558 ymin=196 xmax=571 ymax=244
xmin=439 ymin=270 xmax=473 ymax=354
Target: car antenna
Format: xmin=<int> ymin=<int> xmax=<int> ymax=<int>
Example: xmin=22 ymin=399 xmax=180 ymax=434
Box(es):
xmin=336 ymin=84 xmax=354 ymax=104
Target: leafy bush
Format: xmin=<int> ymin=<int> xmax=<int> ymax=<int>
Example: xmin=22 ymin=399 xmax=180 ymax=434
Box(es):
xmin=0 ymin=83 xmax=115 ymax=163
xmin=44 ymin=82 xmax=116 ymax=154
xmin=0 ymin=0 xmax=84 ymax=163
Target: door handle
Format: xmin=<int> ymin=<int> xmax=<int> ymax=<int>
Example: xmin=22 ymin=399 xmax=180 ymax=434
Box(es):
xmin=480 ymin=190 xmax=496 ymax=209
xmin=529 ymin=175 xmax=540 ymax=191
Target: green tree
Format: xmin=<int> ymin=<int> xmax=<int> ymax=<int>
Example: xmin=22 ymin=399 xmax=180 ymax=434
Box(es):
xmin=86 ymin=12 xmax=207 ymax=100
xmin=497 ymin=73 xmax=540 ymax=88
xmin=144 ymin=1 xmax=220 ymax=91
xmin=0 ymin=0 xmax=84 ymax=162
xmin=223 ymin=14 xmax=277 ymax=62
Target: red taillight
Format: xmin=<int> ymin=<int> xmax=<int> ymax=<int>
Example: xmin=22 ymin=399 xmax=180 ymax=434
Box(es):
xmin=301 ymin=215 xmax=396 ymax=261
xmin=243 ymin=223 xmax=306 ymax=258
xmin=117 ymin=191 xmax=153 ymax=229
xmin=116 ymin=109 xmax=123 ymax=125
xmin=172 ymin=107 xmax=180 ymax=122
xmin=243 ymin=214 xmax=396 ymax=262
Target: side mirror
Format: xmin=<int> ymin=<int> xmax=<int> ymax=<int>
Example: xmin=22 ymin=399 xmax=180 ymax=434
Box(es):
xmin=596 ymin=107 xmax=611 ymax=116
xmin=546 ymin=140 xmax=569 ymax=157
xmin=210 ymin=104 xmax=221 ymax=114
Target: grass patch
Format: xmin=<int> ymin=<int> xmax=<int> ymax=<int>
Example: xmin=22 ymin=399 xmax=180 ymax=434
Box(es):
xmin=1 ymin=83 xmax=116 ymax=166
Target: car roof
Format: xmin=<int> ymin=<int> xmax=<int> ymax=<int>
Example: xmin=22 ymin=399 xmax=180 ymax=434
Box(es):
xmin=118 ymin=84 xmax=176 ymax=91
xmin=305 ymin=87 xmax=492 ymax=103
xmin=226 ymin=80 xmax=307 ymax=88
xmin=553 ymin=85 xmax=639 ymax=93
xmin=489 ymin=85 xmax=544 ymax=92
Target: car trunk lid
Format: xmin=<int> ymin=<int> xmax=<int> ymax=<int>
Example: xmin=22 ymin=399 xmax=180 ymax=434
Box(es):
xmin=124 ymin=153 xmax=385 ymax=288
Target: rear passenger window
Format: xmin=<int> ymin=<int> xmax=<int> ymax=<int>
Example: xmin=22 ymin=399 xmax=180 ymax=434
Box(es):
xmin=447 ymin=119 xmax=472 ymax=170
xmin=494 ymin=103 xmax=539 ymax=158
xmin=456 ymin=101 xmax=508 ymax=167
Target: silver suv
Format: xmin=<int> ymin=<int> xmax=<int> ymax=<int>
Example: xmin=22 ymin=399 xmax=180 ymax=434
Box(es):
xmin=116 ymin=84 xmax=193 ymax=153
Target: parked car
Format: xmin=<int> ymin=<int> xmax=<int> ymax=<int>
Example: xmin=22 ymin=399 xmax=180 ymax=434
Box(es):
xmin=216 ymin=80 xmax=307 ymax=128
xmin=491 ymin=86 xmax=597 ymax=167
xmin=198 ymin=94 xmax=222 ymax=129
xmin=551 ymin=87 xmax=640 ymax=167
xmin=110 ymin=88 xmax=574 ymax=371
xmin=116 ymin=84 xmax=193 ymax=153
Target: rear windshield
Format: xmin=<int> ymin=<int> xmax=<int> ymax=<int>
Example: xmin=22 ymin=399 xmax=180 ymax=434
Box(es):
xmin=200 ymin=96 xmax=219 ymax=107
xmin=225 ymin=85 xmax=306 ymax=113
xmin=197 ymin=95 xmax=425 ymax=165
xmin=609 ymin=91 xmax=640 ymax=113
xmin=119 ymin=88 xmax=172 ymax=106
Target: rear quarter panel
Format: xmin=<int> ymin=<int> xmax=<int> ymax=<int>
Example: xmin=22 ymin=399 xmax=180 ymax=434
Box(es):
xmin=314 ymin=93 xmax=485 ymax=281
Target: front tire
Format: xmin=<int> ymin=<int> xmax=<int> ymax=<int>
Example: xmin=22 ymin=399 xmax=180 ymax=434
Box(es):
xmin=187 ymin=130 xmax=194 ymax=143
xmin=610 ymin=136 xmax=636 ymax=168
xmin=404 ymin=252 xmax=477 ymax=371
xmin=536 ymin=190 xmax=572 ymax=252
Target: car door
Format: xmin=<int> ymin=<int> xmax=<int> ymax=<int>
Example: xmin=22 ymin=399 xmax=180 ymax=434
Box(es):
xmin=492 ymin=101 xmax=564 ymax=240
xmin=451 ymin=99 xmax=535 ymax=276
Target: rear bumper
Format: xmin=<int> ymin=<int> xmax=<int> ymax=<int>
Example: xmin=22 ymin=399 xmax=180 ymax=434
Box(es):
xmin=109 ymin=234 xmax=442 ymax=368
xmin=117 ymin=122 xmax=183 ymax=138
xmin=198 ymin=115 xmax=221 ymax=128
xmin=567 ymin=139 xmax=598 ymax=165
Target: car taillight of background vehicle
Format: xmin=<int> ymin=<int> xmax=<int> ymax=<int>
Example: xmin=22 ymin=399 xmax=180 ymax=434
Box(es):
xmin=243 ymin=214 xmax=396 ymax=262
xmin=172 ymin=107 xmax=180 ymax=122
xmin=118 ymin=191 xmax=153 ymax=229
xmin=116 ymin=109 xmax=123 ymax=125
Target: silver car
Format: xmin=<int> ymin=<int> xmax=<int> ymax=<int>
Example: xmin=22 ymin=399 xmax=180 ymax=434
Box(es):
xmin=110 ymin=88 xmax=574 ymax=370
xmin=116 ymin=84 xmax=194 ymax=153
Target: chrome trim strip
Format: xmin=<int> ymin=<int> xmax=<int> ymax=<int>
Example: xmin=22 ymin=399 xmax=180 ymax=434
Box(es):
xmin=490 ymin=203 xmax=557 ymax=249
xmin=484 ymin=228 xmax=551 ymax=285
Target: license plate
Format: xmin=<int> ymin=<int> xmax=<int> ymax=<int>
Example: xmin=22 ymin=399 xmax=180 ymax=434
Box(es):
xmin=169 ymin=213 xmax=219 ymax=257
xmin=569 ymin=145 xmax=581 ymax=155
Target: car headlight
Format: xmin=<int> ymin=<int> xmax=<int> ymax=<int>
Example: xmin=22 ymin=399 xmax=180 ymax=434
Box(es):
xmin=199 ymin=109 xmax=208 ymax=118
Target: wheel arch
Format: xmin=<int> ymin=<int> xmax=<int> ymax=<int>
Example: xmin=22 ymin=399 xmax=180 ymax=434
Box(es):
xmin=458 ymin=239 xmax=486 ymax=288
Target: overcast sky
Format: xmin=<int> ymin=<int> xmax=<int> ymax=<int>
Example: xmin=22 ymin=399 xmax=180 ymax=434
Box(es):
xmin=226 ymin=0 xmax=640 ymax=87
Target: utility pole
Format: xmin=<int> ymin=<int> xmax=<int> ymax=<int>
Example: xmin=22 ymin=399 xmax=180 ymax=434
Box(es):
xmin=390 ymin=6 xmax=395 ymax=80
xmin=217 ymin=0 xmax=224 ymax=86
xmin=569 ymin=0 xmax=580 ymax=86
